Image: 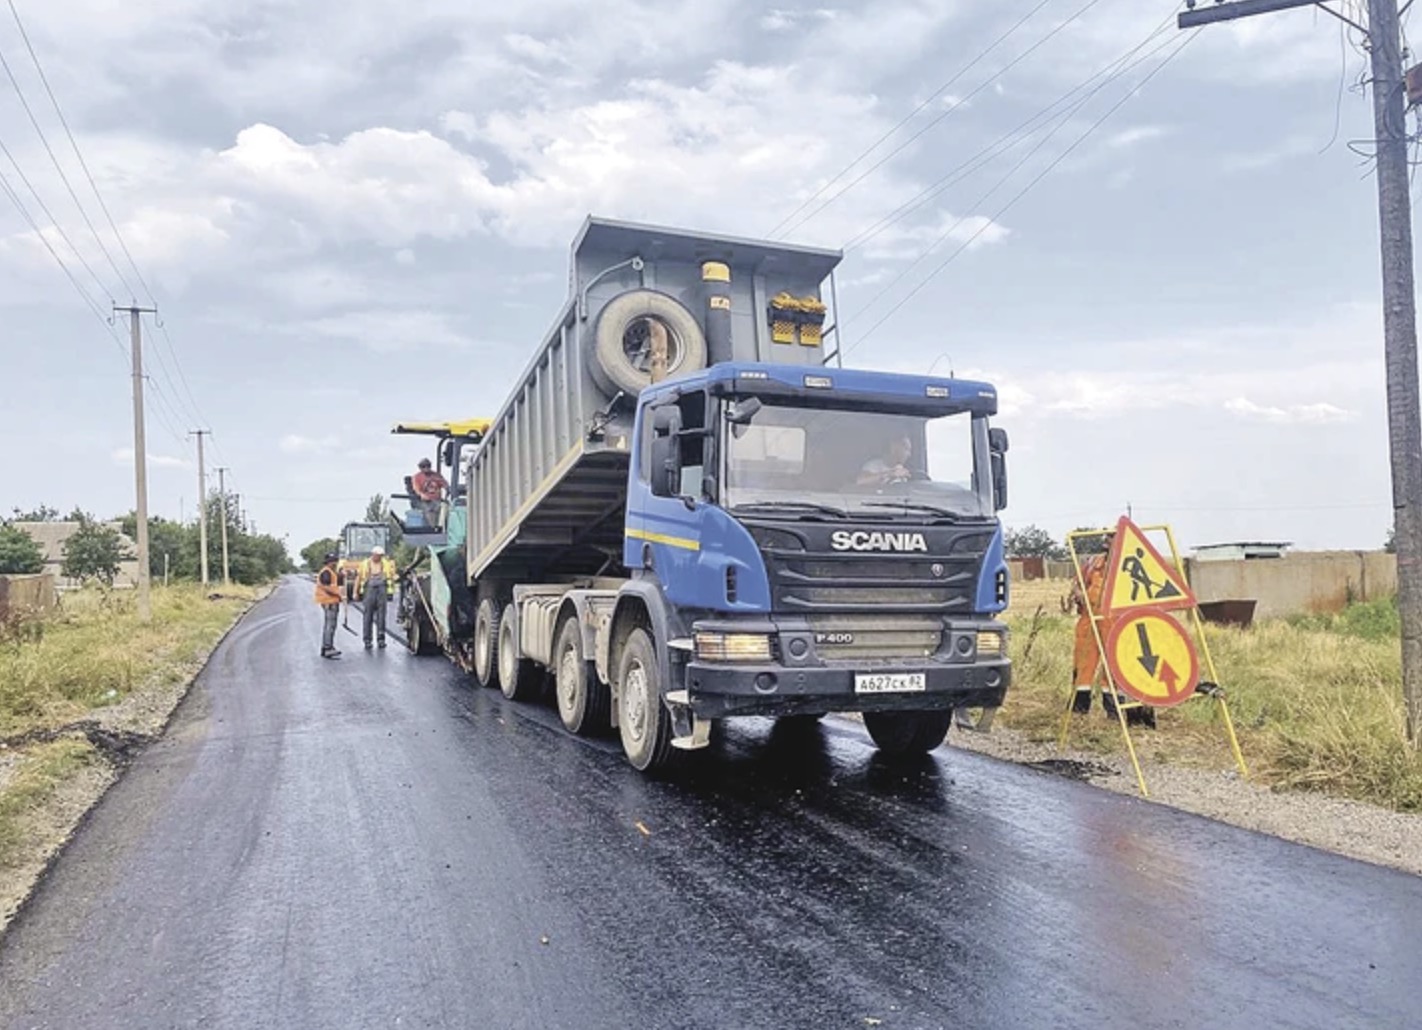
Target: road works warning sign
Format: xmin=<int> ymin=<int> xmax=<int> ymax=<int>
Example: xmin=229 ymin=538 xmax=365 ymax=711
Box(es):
xmin=1099 ymin=516 xmax=1196 ymax=616
xmin=1103 ymin=609 xmax=1200 ymax=707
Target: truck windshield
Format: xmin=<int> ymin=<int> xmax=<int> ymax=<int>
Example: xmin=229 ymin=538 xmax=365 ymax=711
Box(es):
xmin=722 ymin=400 xmax=989 ymax=519
xmin=345 ymin=526 xmax=388 ymax=556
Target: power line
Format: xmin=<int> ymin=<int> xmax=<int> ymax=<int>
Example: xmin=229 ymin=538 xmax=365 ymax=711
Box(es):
xmin=842 ymin=8 xmax=1180 ymax=253
xmin=0 ymin=159 xmax=122 ymax=353
xmin=846 ymin=29 xmax=1184 ymax=327
xmin=5 ymin=0 xmax=155 ymax=304
xmin=0 ymin=130 xmax=113 ymax=303
xmin=771 ymin=0 xmax=1112 ymax=241
xmin=842 ymin=32 xmax=1199 ymax=359
xmin=0 ymin=39 xmax=132 ymax=297
xmin=765 ymin=0 xmax=1060 ymax=238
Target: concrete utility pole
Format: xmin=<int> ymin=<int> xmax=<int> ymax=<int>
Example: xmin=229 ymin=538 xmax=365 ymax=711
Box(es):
xmin=117 ymin=304 xmax=158 ymax=621
xmin=216 ymin=466 xmax=231 ymax=586
xmin=1180 ymin=0 xmax=1422 ymax=745
xmin=190 ymin=429 xmax=210 ymax=586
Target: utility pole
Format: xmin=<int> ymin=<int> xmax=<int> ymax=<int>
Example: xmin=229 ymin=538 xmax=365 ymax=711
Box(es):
xmin=117 ymin=304 xmax=158 ymax=621
xmin=216 ymin=466 xmax=231 ymax=586
xmin=190 ymin=429 xmax=210 ymax=586
xmin=1180 ymin=0 xmax=1422 ymax=745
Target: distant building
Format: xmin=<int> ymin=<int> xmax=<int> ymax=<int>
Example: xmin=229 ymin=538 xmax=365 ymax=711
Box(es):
xmin=1192 ymin=541 xmax=1292 ymax=562
xmin=13 ymin=521 xmax=142 ymax=589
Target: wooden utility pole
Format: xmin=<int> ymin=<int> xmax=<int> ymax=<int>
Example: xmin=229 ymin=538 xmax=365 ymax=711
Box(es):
xmin=216 ymin=466 xmax=231 ymax=586
xmin=190 ymin=429 xmax=210 ymax=586
xmin=117 ymin=304 xmax=157 ymax=621
xmin=1180 ymin=0 xmax=1422 ymax=745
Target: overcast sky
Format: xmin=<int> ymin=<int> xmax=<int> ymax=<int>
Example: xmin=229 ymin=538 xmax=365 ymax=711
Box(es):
xmin=0 ymin=0 xmax=1406 ymax=554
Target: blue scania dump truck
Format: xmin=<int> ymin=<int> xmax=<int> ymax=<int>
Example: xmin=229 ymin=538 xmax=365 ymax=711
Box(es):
xmin=395 ymin=217 xmax=1012 ymax=772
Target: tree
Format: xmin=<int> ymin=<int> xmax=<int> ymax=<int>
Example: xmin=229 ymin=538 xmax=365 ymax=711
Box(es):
xmin=1386 ymin=526 xmax=1397 ymax=554
xmin=1004 ymin=525 xmax=1066 ymax=561
xmin=61 ymin=515 xmax=131 ymax=586
xmin=1070 ymin=527 xmax=1112 ymax=556
xmin=11 ymin=504 xmax=58 ymax=522
xmin=0 ymin=522 xmax=44 ymax=574
xmin=364 ymin=494 xmax=387 ymax=524
xmin=120 ymin=512 xmax=192 ymax=581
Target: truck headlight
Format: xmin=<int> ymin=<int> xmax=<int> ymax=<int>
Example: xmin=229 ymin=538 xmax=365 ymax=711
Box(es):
xmin=695 ymin=632 xmax=773 ymax=662
xmin=976 ymin=631 xmax=1003 ymax=656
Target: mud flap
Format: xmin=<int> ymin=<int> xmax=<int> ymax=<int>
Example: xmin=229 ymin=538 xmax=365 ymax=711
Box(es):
xmin=665 ymin=689 xmax=711 ymax=750
xmin=952 ymin=705 xmax=999 ymax=733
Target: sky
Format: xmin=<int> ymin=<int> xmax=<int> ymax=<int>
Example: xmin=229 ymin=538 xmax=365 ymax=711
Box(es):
xmin=0 ymin=0 xmax=1408 ymax=555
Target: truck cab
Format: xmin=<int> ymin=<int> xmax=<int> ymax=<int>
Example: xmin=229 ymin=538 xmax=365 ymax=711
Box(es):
xmin=613 ymin=361 xmax=1010 ymax=763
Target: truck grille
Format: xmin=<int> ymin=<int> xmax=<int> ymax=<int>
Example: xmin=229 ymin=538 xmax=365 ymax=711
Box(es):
xmin=747 ymin=522 xmax=993 ymax=615
xmin=808 ymin=615 xmax=943 ymax=661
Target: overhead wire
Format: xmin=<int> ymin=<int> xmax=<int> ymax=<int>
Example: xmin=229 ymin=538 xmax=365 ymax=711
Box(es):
xmin=846 ymin=28 xmax=1185 ymax=335
xmin=5 ymin=0 xmax=155 ymax=304
xmin=765 ymin=0 xmax=1061 ymax=238
xmin=841 ymin=30 xmax=1201 ymax=361
xmin=771 ymin=0 xmax=1112 ymax=241
xmin=0 ymin=38 xmax=133 ymax=297
xmin=842 ymin=7 xmax=1181 ymax=254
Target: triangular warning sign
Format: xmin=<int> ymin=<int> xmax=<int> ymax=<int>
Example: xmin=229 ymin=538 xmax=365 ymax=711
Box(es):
xmin=1099 ymin=516 xmax=1196 ymax=616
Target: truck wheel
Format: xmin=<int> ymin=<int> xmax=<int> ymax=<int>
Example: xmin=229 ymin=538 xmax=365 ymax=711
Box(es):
xmin=863 ymin=710 xmax=954 ymax=756
xmin=497 ymin=603 xmax=541 ymax=702
xmin=591 ymin=290 xmax=707 ymax=396
xmin=616 ymin=628 xmax=675 ymax=772
xmin=554 ymin=617 xmax=610 ymax=736
xmin=407 ymin=609 xmax=439 ymax=656
xmin=473 ymin=598 xmax=500 ymax=689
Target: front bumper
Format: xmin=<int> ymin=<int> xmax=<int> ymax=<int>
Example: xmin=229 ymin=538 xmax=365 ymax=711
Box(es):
xmin=684 ymin=657 xmax=1010 ymax=719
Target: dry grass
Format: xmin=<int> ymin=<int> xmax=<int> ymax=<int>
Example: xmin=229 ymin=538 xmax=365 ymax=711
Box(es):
xmin=0 ymin=584 xmax=259 ymax=740
xmin=0 ymin=738 xmax=97 ymax=868
xmin=1004 ymin=587 xmax=1422 ymax=812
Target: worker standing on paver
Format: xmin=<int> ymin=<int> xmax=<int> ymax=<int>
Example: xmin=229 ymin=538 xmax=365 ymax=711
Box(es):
xmin=1067 ymin=536 xmax=1155 ymax=728
xmin=412 ymin=457 xmax=449 ymax=525
xmin=315 ymin=551 xmax=343 ymax=659
xmin=358 ymin=545 xmax=398 ymax=650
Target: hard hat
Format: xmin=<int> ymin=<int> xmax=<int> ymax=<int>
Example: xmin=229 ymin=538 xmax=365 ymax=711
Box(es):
xmin=371 ymin=545 xmax=385 ymax=556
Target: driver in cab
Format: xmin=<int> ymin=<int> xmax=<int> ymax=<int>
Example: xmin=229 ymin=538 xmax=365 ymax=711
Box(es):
xmin=857 ymin=435 xmax=914 ymax=487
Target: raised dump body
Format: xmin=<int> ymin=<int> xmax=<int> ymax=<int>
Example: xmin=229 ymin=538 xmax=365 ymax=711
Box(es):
xmin=465 ymin=217 xmax=841 ymax=587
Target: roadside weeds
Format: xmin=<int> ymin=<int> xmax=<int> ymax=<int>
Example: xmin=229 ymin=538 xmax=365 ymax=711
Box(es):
xmin=0 ymin=583 xmax=270 ymax=931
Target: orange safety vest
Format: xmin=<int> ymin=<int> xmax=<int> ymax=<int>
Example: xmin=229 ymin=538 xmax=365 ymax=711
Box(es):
xmin=314 ymin=566 xmax=342 ymax=606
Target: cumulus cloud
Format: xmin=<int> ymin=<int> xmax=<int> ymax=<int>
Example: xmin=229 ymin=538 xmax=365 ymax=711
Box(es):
xmin=111 ymin=448 xmax=187 ymax=468
xmin=1224 ymin=397 xmax=1355 ymax=425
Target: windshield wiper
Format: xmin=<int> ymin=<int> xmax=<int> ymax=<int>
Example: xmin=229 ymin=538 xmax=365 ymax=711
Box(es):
xmin=731 ymin=500 xmax=849 ymax=519
xmin=862 ymin=500 xmax=966 ymax=520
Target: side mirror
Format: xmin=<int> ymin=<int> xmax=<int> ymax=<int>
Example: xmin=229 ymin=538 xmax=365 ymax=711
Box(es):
xmin=726 ymin=396 xmax=763 ymax=425
xmin=990 ymin=451 xmax=1008 ymax=511
xmin=989 ymin=427 xmax=1009 ymax=454
xmin=648 ymin=405 xmax=682 ymax=498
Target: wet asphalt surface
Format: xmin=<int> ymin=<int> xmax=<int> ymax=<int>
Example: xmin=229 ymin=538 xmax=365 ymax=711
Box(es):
xmin=1 ymin=579 xmax=1420 ymax=1030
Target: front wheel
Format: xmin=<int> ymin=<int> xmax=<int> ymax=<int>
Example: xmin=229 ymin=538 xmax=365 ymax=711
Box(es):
xmin=616 ymin=628 xmax=675 ymax=772
xmin=863 ymin=709 xmax=953 ymax=756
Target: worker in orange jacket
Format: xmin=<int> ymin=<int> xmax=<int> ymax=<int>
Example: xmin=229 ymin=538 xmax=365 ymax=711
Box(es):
xmin=1067 ymin=537 xmax=1155 ymax=728
xmin=314 ymin=551 xmax=343 ymax=659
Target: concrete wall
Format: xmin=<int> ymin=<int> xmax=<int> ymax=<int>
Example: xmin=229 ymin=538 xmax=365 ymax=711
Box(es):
xmin=1184 ymin=551 xmax=1397 ymax=619
xmin=0 ymin=573 xmax=58 ymax=622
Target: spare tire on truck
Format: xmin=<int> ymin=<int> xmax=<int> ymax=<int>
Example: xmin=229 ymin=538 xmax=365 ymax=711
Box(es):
xmin=590 ymin=289 xmax=708 ymax=396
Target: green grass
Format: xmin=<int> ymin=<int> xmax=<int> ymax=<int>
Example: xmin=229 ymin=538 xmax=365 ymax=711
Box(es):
xmin=0 ymin=738 xmax=97 ymax=868
xmin=1003 ymin=597 xmax=1422 ymax=812
xmin=0 ymin=584 xmax=259 ymax=740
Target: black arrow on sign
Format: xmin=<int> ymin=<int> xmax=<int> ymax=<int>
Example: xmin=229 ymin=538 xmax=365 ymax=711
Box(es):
xmin=1136 ymin=622 xmax=1159 ymax=677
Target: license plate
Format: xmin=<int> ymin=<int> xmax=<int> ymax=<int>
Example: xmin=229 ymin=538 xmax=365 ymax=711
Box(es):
xmin=854 ymin=672 xmax=926 ymax=694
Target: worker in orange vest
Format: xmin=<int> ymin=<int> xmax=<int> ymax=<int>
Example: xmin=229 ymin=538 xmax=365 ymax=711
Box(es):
xmin=1067 ymin=536 xmax=1155 ymax=728
xmin=356 ymin=546 xmax=398 ymax=649
xmin=314 ymin=551 xmax=343 ymax=659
